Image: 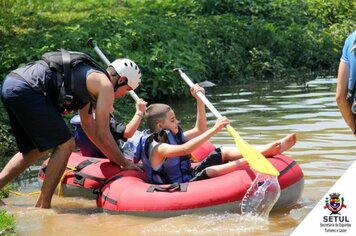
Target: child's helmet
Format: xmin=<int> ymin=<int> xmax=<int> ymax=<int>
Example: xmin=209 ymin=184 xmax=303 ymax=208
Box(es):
xmin=110 ymin=59 xmax=141 ymax=90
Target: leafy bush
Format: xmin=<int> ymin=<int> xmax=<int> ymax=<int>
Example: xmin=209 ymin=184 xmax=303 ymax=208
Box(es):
xmin=0 ymin=124 xmax=16 ymax=158
xmin=1 ymin=0 xmax=355 ymax=153
xmin=1 ymin=0 xmax=354 ymax=99
xmin=0 ymin=185 xmax=11 ymax=199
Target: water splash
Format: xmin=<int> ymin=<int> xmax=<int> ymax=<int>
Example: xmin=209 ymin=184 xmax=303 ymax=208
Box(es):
xmin=241 ymin=173 xmax=281 ymax=218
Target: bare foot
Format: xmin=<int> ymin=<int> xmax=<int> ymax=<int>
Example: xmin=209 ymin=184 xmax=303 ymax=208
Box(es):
xmin=260 ymin=133 xmax=297 ymax=157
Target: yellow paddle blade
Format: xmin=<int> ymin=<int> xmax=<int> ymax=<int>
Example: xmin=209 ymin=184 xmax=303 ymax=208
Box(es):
xmin=226 ymin=125 xmax=280 ymax=176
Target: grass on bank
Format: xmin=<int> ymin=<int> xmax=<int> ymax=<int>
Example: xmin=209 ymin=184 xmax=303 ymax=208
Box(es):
xmin=0 ymin=211 xmax=16 ymax=235
xmin=0 ymin=185 xmax=15 ymax=235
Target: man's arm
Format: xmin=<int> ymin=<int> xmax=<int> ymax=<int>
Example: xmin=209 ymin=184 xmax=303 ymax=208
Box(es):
xmin=80 ymin=72 xmax=141 ymax=171
xmin=336 ymin=61 xmax=356 ymax=133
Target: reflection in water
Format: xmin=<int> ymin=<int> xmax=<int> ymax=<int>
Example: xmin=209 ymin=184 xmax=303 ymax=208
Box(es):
xmin=2 ymin=77 xmax=356 ymax=235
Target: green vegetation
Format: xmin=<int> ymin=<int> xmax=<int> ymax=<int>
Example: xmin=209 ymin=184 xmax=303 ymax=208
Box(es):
xmin=0 ymin=0 xmax=355 ymax=162
xmin=0 ymin=186 xmax=15 ymax=235
xmin=0 ymin=125 xmax=16 ymax=158
xmin=0 ymin=210 xmax=16 ymax=236
xmin=1 ymin=0 xmax=355 ymax=98
xmin=0 ymin=185 xmax=11 ymax=199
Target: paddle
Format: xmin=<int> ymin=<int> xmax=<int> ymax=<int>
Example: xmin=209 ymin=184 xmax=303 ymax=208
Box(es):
xmin=87 ymin=38 xmax=140 ymax=102
xmin=174 ymin=68 xmax=279 ymax=176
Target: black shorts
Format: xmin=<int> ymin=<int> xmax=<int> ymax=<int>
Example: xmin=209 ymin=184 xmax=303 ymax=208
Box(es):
xmin=190 ymin=148 xmax=223 ymax=181
xmin=1 ymin=76 xmax=72 ymax=153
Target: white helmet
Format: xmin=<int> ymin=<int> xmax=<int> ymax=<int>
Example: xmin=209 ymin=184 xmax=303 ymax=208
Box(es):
xmin=110 ymin=58 xmax=141 ymax=90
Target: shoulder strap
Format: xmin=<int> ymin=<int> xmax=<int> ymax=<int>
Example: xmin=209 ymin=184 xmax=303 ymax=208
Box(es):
xmin=61 ymin=48 xmax=72 ymax=91
xmin=58 ymin=48 xmax=74 ymax=107
xmin=350 ymin=39 xmax=356 ymax=96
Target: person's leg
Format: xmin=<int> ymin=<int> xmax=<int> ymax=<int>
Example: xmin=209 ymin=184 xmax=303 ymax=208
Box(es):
xmin=35 ymin=138 xmax=75 ymax=208
xmin=205 ymin=158 xmax=246 ymax=178
xmin=1 ymin=75 xmax=74 ymax=208
xmin=220 ymin=133 xmax=297 ymax=162
xmin=0 ymin=149 xmax=47 ymax=190
xmin=259 ymin=133 xmax=297 ymax=157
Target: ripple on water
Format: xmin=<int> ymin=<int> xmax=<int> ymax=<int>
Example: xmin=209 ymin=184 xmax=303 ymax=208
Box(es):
xmin=3 ymin=77 xmax=352 ymax=236
xmin=141 ymin=213 xmax=269 ymax=236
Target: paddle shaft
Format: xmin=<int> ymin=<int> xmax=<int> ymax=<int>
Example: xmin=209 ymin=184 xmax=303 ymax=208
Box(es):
xmin=87 ymin=38 xmax=140 ymax=102
xmin=176 ymin=68 xmax=236 ymax=129
xmin=176 ymin=68 xmax=280 ymax=176
xmin=177 ymin=69 xmax=223 ymax=118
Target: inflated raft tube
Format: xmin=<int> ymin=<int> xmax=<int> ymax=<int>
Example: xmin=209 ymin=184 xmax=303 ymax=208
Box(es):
xmin=38 ymin=152 xmax=123 ymax=199
xmin=37 ymin=140 xmax=215 ymax=199
xmin=97 ymin=154 xmax=304 ymax=217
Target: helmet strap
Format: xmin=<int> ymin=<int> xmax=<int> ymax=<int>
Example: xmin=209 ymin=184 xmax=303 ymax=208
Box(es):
xmin=113 ymin=76 xmax=128 ymax=92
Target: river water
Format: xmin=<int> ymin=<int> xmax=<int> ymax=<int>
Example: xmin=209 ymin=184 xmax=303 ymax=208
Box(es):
xmin=1 ymin=77 xmax=356 ymax=235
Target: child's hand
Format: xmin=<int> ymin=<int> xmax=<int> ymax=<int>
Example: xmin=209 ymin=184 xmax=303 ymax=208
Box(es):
xmin=190 ymin=84 xmax=205 ymax=100
xmin=213 ymin=116 xmax=230 ymax=132
xmin=136 ymin=99 xmax=147 ymax=114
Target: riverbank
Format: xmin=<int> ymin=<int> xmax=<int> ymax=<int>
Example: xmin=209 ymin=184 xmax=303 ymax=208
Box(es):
xmin=0 ymin=185 xmax=15 ymax=236
xmin=0 ymin=210 xmax=15 ymax=235
xmin=0 ymin=187 xmax=15 ymax=235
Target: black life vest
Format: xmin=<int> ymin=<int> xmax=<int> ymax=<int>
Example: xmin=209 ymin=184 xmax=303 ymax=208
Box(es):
xmin=40 ymin=48 xmax=108 ymax=112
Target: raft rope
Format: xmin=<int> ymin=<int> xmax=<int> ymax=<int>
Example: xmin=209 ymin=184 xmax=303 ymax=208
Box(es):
xmin=8 ymin=190 xmax=40 ymax=196
xmin=8 ymin=165 xmax=77 ymax=198
xmin=56 ymin=159 xmax=100 ymax=197
xmin=57 ymin=165 xmax=77 ymax=197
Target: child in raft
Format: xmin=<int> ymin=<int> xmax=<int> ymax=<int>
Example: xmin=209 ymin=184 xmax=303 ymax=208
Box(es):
xmin=135 ymin=84 xmax=297 ymax=184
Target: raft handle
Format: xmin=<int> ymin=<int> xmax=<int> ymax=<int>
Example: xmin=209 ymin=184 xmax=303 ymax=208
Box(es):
xmin=147 ymin=183 xmax=188 ymax=192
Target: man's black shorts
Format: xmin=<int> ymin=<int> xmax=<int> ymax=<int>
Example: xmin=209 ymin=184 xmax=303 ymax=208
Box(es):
xmin=1 ymin=76 xmax=72 ymax=153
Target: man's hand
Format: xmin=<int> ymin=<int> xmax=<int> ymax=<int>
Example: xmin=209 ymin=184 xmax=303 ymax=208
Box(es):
xmin=122 ymin=162 xmax=144 ymax=172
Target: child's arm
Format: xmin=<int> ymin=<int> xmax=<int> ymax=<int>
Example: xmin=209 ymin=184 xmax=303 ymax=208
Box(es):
xmin=152 ymin=117 xmax=229 ymax=164
xmin=123 ymin=99 xmax=147 ymax=139
xmin=184 ymin=84 xmax=208 ymax=140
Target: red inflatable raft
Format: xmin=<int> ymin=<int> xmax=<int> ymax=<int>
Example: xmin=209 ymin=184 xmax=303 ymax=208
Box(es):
xmin=38 ymin=152 xmax=122 ymax=199
xmin=96 ymin=154 xmax=304 ymax=217
xmin=38 ymin=152 xmax=304 ymax=216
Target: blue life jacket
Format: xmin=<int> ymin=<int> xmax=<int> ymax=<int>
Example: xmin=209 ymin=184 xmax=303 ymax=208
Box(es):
xmin=134 ymin=127 xmax=192 ymax=184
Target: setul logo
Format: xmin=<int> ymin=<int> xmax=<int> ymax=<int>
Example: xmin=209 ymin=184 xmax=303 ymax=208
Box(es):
xmin=321 ymin=192 xmax=351 ymax=233
xmin=324 ymin=192 xmax=347 ymax=214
